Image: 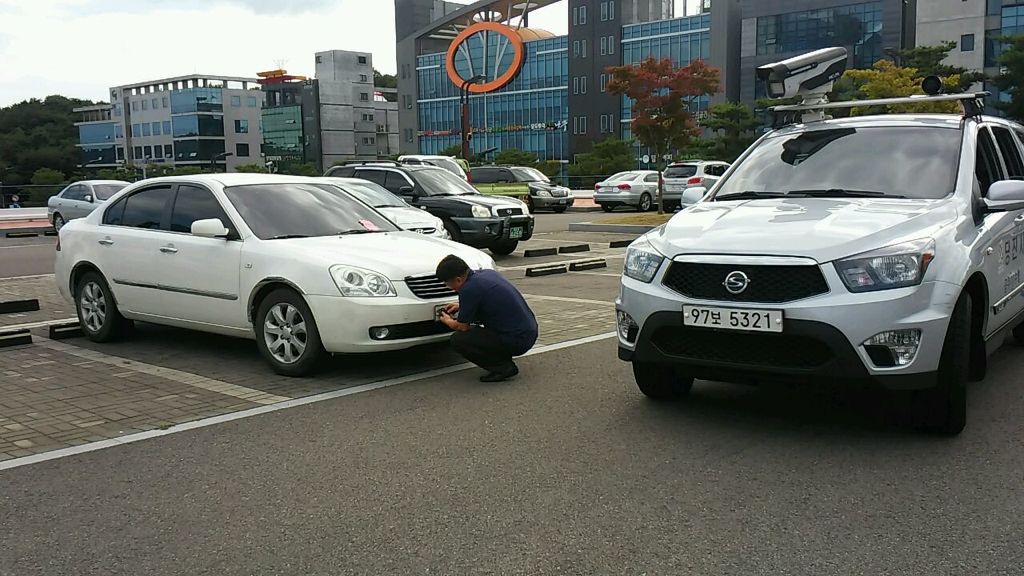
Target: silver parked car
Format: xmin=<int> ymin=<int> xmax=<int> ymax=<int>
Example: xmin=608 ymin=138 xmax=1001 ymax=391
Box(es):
xmin=48 ymin=180 xmax=130 ymax=230
xmin=662 ymin=161 xmax=731 ymax=208
xmin=594 ymin=170 xmax=661 ymax=212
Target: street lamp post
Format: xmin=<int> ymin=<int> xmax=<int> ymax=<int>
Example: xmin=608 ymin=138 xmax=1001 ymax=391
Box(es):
xmin=212 ymin=152 xmax=234 ymax=173
xmin=460 ymin=75 xmax=485 ymax=162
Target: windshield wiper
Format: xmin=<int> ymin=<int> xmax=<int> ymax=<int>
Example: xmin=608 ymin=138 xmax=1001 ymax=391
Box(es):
xmin=268 ymin=234 xmax=309 ymax=240
xmin=715 ymin=191 xmax=787 ymax=201
xmin=338 ymin=229 xmax=382 ymax=236
xmin=786 ymin=188 xmax=905 ymax=199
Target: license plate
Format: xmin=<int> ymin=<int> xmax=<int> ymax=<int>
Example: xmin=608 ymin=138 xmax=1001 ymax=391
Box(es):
xmin=434 ymin=305 xmax=448 ymax=321
xmin=683 ymin=305 xmax=783 ymax=333
xmin=509 ymin=227 xmax=524 ymax=239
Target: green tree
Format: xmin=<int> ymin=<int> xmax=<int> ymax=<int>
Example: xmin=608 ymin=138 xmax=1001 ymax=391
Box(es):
xmin=844 ymin=60 xmax=961 ymax=115
xmin=898 ymin=41 xmax=985 ymax=91
xmin=234 ymin=163 xmax=269 ymax=173
xmin=29 ymin=167 xmax=66 ymax=204
xmin=568 ymin=137 xmax=636 ymax=189
xmin=374 ymin=69 xmax=398 ymax=89
xmin=96 ymin=167 xmax=138 ymax=182
xmin=0 ymin=95 xmax=96 ymax=186
xmin=277 ymin=162 xmax=320 ymax=177
xmin=607 ymin=57 xmax=720 ymax=213
xmin=494 ymin=148 xmax=538 ymax=166
xmin=702 ymin=102 xmax=761 ymax=162
xmin=994 ymin=36 xmax=1024 ymax=122
xmin=30 ymin=167 xmax=65 ymax=185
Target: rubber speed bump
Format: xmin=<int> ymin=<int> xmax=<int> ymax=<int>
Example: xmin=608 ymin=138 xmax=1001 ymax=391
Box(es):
xmin=0 ymin=299 xmax=40 ymax=314
xmin=569 ymin=259 xmax=608 ymax=272
xmin=48 ymin=322 xmax=83 ymax=340
xmin=5 ymin=231 xmax=39 ymax=238
xmin=525 ymin=263 xmax=568 ymax=277
xmin=0 ymin=329 xmax=32 ymax=348
xmin=609 ymin=240 xmax=632 ymax=248
xmin=524 ymin=247 xmax=558 ymax=258
xmin=558 ymin=244 xmax=590 ymax=254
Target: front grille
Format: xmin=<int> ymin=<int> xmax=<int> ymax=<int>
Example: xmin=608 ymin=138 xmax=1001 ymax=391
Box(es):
xmin=663 ymin=262 xmax=828 ymax=303
xmin=405 ymin=275 xmax=456 ymax=299
xmin=370 ymin=320 xmax=450 ymax=340
xmin=651 ymin=326 xmax=834 ymax=370
xmin=497 ymin=207 xmax=524 ymax=217
xmin=409 ymin=227 xmax=437 ymax=235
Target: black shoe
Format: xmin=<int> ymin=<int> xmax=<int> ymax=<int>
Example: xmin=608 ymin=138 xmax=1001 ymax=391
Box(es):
xmin=480 ymin=364 xmax=519 ymax=382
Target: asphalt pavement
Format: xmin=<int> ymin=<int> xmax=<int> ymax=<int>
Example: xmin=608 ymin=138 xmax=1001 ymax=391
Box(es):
xmin=0 ymin=235 xmax=55 ymax=279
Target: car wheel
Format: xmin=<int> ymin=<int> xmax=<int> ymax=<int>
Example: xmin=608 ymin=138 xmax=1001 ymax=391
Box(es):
xmin=53 ymin=213 xmax=66 ymax=231
xmin=601 ymin=204 xmax=614 ymax=213
xmin=918 ymin=292 xmax=970 ymax=436
xmin=75 ymin=271 xmax=130 ymax=343
xmin=553 ymin=206 xmax=568 ymax=214
xmin=443 ymin=220 xmax=463 ymax=243
xmin=638 ymin=193 xmax=653 ymax=212
xmin=490 ymin=240 xmax=518 ymax=256
xmin=632 ymin=361 xmax=694 ymax=400
xmin=526 ymin=196 xmax=535 ymax=212
xmin=255 ymin=289 xmax=325 ymax=377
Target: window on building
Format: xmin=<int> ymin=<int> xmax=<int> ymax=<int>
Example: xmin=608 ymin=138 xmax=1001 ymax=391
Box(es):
xmin=601 ymin=36 xmax=607 ymax=55
xmin=133 ymin=146 xmax=143 ymax=160
xmin=163 ymin=120 xmax=171 ymax=135
xmin=164 ymin=144 xmax=174 ymax=159
xmin=360 ymin=93 xmax=369 ymax=101
xmin=581 ymin=76 xmax=587 ymax=94
xmin=115 ymin=125 xmax=124 ymax=138
xmin=582 ymin=39 xmax=587 ymax=58
xmin=152 ymin=98 xmax=158 ymax=109
xmin=117 ymin=147 xmax=125 ymax=161
xmin=600 ymin=115 xmax=609 ymax=133
xmin=608 ymin=35 xmax=615 ymax=54
xmin=601 ymin=2 xmax=608 ymax=21
xmin=573 ymin=6 xmax=578 ymax=25
xmin=579 ymin=5 xmax=586 ymax=24
xmin=231 ymin=95 xmax=241 ymax=107
xmin=360 ymin=74 xmax=368 ymax=82
xmin=142 ymin=124 xmax=151 ymax=137
xmin=162 ymin=97 xmax=169 ymax=108
xmin=131 ymin=101 xmax=138 ymax=112
xmin=248 ymin=96 xmax=258 ymax=107
xmin=141 ymin=99 xmax=148 ymax=110
xmin=143 ymin=145 xmax=153 ymax=159
xmin=358 ymin=55 xmax=367 ymax=64
xmin=151 ymin=122 xmax=161 ymax=136
xmin=580 ymin=116 xmax=587 ymax=134
xmin=235 ymin=119 xmax=249 ymax=133
xmin=573 ymin=40 xmax=580 ymax=57
xmin=573 ymin=77 xmax=579 ymax=94
xmin=962 ymin=33 xmax=976 ymax=51
xmin=600 ymin=74 xmax=607 ymax=92
xmin=316 ymin=55 xmax=323 ymax=64
xmin=609 ymin=0 xmax=614 ymax=20
xmin=236 ymin=143 xmax=250 ymax=158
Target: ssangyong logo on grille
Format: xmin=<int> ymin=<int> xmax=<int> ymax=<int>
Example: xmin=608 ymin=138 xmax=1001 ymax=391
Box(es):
xmin=723 ymin=271 xmax=750 ymax=294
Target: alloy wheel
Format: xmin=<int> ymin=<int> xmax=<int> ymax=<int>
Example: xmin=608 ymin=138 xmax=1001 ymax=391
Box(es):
xmin=263 ymin=303 xmax=308 ymax=365
xmin=79 ymin=281 xmax=106 ymax=333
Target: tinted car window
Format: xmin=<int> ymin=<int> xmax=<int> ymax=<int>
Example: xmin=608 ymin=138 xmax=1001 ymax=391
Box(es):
xmin=355 ymin=169 xmax=387 ymax=187
xmin=63 ymin=185 xmax=86 ymax=201
xmin=608 ymin=171 xmax=642 ymax=181
xmin=339 ymin=181 xmax=408 ymax=208
xmin=383 ymin=171 xmax=413 ymax=194
xmin=326 ymin=166 xmax=355 ymax=177
xmin=663 ymin=165 xmax=698 ymax=179
xmin=510 ymin=167 xmax=548 ymax=182
xmin=992 ymin=126 xmax=1024 ymax=180
xmin=103 ymin=197 xmax=127 ymax=226
xmin=171 ymin=185 xmax=232 ymax=234
xmin=93 ymin=184 xmax=127 ymax=200
xmin=644 ymin=173 xmax=660 ymax=183
xmin=977 ymin=128 xmax=1004 ymax=195
xmin=713 ymin=127 xmax=963 ymax=201
xmin=471 ymin=168 xmax=496 ymax=184
xmin=413 ymin=169 xmax=480 ymax=196
xmin=223 ymin=183 xmax=399 ymax=240
xmin=121 ymin=187 xmax=173 ymax=229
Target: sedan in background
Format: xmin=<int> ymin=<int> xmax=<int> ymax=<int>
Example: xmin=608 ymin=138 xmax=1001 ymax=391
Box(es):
xmin=661 ymin=161 xmax=731 ymax=209
xmin=47 ymin=180 xmax=130 ymax=230
xmin=55 ymin=174 xmax=494 ymax=376
xmin=319 ymin=177 xmax=450 ymax=239
xmin=594 ymin=171 xmax=660 ymax=212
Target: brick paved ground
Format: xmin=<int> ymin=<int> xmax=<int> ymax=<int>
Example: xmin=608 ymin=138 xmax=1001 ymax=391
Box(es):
xmin=0 ymin=275 xmax=74 ymax=328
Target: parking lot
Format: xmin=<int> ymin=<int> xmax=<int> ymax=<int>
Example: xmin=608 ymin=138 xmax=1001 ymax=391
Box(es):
xmin=2 ymin=215 xmax=1024 ymax=574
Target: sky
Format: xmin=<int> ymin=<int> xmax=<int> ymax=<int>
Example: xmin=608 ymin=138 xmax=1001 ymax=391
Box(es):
xmin=0 ymin=0 xmax=699 ymax=107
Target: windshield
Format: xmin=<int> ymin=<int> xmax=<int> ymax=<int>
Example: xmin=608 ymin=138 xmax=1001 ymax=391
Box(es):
xmin=510 ymin=167 xmax=549 ymax=183
xmin=713 ymin=126 xmax=962 ymax=201
xmin=663 ymin=165 xmax=698 ymax=179
xmin=94 ymin=184 xmax=127 ymax=200
xmin=338 ymin=181 xmax=408 ymax=208
xmin=606 ymin=171 xmax=641 ymax=182
xmin=224 ymin=183 xmax=399 ymax=240
xmin=415 ymin=169 xmax=481 ymax=196
xmin=422 ymin=158 xmax=466 ymax=178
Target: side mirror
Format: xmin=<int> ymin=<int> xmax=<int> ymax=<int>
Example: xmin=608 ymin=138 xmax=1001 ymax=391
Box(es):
xmin=985 ymin=180 xmax=1024 ymax=213
xmin=399 ymin=186 xmax=414 ymax=195
xmin=681 ymin=186 xmax=708 ymax=205
xmin=191 ymin=218 xmax=229 ymax=238
xmin=84 ymin=195 xmax=93 ymax=203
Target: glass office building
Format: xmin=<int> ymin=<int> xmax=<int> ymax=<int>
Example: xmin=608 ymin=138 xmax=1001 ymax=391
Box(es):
xmin=262 ymin=105 xmax=305 ymax=161
xmin=755 ymin=2 xmax=884 ymax=70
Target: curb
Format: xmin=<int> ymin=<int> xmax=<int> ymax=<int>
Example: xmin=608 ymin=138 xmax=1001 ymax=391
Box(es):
xmin=609 ymin=240 xmax=633 ymax=248
xmin=49 ymin=322 xmax=83 ymax=340
xmin=569 ymin=259 xmax=608 ymax=272
xmin=0 ymin=299 xmax=40 ymax=314
xmin=558 ymin=244 xmax=590 ymax=254
xmin=525 ymin=263 xmax=568 ymax=277
xmin=0 ymin=329 xmax=32 ymax=348
xmin=568 ymin=223 xmax=658 ymax=234
xmin=524 ymin=248 xmax=558 ymax=258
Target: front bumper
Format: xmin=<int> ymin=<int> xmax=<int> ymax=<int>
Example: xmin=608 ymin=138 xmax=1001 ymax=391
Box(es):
xmin=595 ymin=191 xmax=641 ymax=206
xmin=616 ymin=262 xmax=960 ymax=390
xmin=451 ymin=215 xmax=534 ymax=247
xmin=306 ymin=291 xmax=457 ymax=353
xmin=531 ymin=194 xmax=575 ymax=209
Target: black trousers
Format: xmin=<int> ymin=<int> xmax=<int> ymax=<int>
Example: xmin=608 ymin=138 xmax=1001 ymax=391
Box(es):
xmin=450 ymin=327 xmax=517 ymax=371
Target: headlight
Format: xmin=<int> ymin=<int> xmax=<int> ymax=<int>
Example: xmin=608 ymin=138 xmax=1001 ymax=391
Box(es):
xmin=471 ymin=205 xmax=491 ymax=218
xmin=535 ymin=190 xmax=552 ymax=197
xmin=329 ymin=265 xmax=397 ymax=297
xmin=835 ymin=239 xmax=935 ymax=293
xmin=624 ymin=238 xmax=665 ymax=283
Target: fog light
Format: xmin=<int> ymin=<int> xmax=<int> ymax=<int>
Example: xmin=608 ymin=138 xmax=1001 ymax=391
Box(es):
xmin=370 ymin=327 xmax=391 ymax=340
xmin=617 ymin=310 xmax=639 ymax=343
xmin=863 ymin=329 xmax=921 ymax=367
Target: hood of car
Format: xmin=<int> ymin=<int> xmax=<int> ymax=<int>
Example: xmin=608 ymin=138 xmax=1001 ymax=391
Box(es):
xmin=648 ymin=197 xmax=957 ymax=264
xmin=269 ymin=232 xmax=492 ymax=279
xmin=452 ymin=194 xmax=524 ymax=208
xmin=376 ymin=206 xmax=442 ymax=230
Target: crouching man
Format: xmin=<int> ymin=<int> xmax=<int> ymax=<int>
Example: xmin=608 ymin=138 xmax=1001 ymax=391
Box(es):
xmin=436 ymin=255 xmax=538 ymax=382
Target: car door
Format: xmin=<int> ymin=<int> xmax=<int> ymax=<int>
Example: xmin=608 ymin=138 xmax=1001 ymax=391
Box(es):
xmin=496 ymin=169 xmax=515 ymax=184
xmin=976 ymin=125 xmax=1024 ymax=333
xmin=96 ymin=185 xmax=176 ymax=316
xmin=155 ymin=183 xmax=244 ymax=329
xmin=62 ymin=185 xmax=89 ymax=219
xmin=643 ymin=172 xmax=660 ymax=195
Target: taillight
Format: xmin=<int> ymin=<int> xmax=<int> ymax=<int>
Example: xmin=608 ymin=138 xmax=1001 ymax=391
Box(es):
xmin=617 ymin=183 xmax=632 ymax=190
xmin=595 ymin=183 xmax=601 ymax=190
xmin=687 ymin=177 xmax=704 ymax=185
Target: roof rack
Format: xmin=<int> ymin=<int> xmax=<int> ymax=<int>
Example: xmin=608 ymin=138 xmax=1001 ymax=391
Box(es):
xmin=770 ymin=92 xmax=990 ymax=128
xmin=340 ymin=160 xmax=403 ymax=167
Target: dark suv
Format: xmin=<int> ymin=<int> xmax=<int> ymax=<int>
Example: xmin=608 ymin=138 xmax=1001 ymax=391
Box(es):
xmin=325 ymin=162 xmax=534 ymax=255
xmin=471 ymin=165 xmax=574 ymax=213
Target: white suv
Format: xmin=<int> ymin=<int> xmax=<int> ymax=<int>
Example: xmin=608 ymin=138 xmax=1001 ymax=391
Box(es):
xmin=617 ymin=72 xmax=1024 ymax=435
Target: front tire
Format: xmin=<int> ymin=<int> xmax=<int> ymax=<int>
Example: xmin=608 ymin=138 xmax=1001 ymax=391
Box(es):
xmin=490 ymin=240 xmax=518 ymax=256
xmin=638 ymin=193 xmax=653 ymax=212
xmin=919 ymin=292 xmax=971 ymax=436
xmin=443 ymin=220 xmax=463 ymax=243
xmin=633 ymin=361 xmax=694 ymax=400
xmin=75 ymin=271 xmax=130 ymax=342
xmin=53 ymin=213 xmax=66 ymax=231
xmin=553 ymin=206 xmax=568 ymax=214
xmin=255 ymin=289 xmax=325 ymax=377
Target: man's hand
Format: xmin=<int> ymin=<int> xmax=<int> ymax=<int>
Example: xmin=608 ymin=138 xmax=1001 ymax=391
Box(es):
xmin=443 ymin=302 xmax=460 ymax=315
xmin=439 ymin=311 xmax=470 ymax=332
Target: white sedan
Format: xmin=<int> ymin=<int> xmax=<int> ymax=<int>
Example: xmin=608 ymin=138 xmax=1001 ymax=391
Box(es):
xmin=319 ymin=177 xmax=449 ymax=239
xmin=55 ymin=174 xmax=494 ymax=376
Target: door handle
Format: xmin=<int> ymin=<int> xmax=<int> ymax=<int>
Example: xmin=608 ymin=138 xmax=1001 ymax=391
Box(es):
xmin=98 ymin=238 xmax=114 ymax=246
xmin=159 ymin=245 xmax=178 ymax=254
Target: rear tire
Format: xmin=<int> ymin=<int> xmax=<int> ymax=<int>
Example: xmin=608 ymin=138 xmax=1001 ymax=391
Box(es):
xmin=255 ymin=289 xmax=325 ymax=377
xmin=601 ymin=204 xmax=614 ymax=213
xmin=633 ymin=361 xmax=694 ymax=400
xmin=75 ymin=271 xmax=130 ymax=343
xmin=638 ymin=193 xmax=653 ymax=212
xmin=490 ymin=240 xmax=518 ymax=256
xmin=918 ymin=292 xmax=970 ymax=436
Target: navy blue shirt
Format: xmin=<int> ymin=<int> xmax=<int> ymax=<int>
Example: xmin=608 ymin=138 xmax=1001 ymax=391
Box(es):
xmin=457 ymin=269 xmax=538 ymax=354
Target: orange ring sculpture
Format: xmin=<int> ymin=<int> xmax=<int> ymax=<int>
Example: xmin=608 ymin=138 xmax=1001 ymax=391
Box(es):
xmin=446 ymin=22 xmax=526 ymax=93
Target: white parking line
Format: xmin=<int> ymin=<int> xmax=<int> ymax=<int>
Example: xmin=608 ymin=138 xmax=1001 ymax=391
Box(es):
xmin=0 ymin=244 xmax=54 ymax=250
xmin=0 ymin=317 xmax=77 ymax=331
xmin=0 ymin=331 xmax=615 ymax=471
xmin=0 ymin=273 xmax=57 ymax=280
xmin=523 ymin=294 xmax=614 ymax=306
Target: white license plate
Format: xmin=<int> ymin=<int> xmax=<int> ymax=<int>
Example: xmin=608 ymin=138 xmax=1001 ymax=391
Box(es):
xmin=509 ymin=227 xmax=524 ymax=239
xmin=434 ymin=305 xmax=448 ymax=321
xmin=683 ymin=306 xmax=783 ymax=333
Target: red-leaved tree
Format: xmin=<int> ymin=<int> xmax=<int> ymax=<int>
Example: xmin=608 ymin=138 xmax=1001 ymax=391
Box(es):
xmin=607 ymin=58 xmax=719 ymax=213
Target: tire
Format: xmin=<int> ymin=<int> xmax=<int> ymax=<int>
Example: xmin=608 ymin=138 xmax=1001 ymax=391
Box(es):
xmin=53 ymin=213 xmax=66 ymax=231
xmin=490 ymin=240 xmax=518 ymax=256
xmin=443 ymin=220 xmax=463 ymax=243
xmin=255 ymin=289 xmax=325 ymax=377
xmin=75 ymin=271 xmax=130 ymax=343
xmin=638 ymin=193 xmax=653 ymax=212
xmin=601 ymin=204 xmax=614 ymax=213
xmin=526 ymin=196 xmax=535 ymax=213
xmin=553 ymin=206 xmax=568 ymax=214
xmin=919 ymin=292 xmax=971 ymax=436
xmin=632 ymin=361 xmax=694 ymax=400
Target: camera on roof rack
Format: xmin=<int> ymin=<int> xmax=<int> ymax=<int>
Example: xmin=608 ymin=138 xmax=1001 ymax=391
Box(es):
xmin=756 ymin=47 xmax=849 ymax=101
